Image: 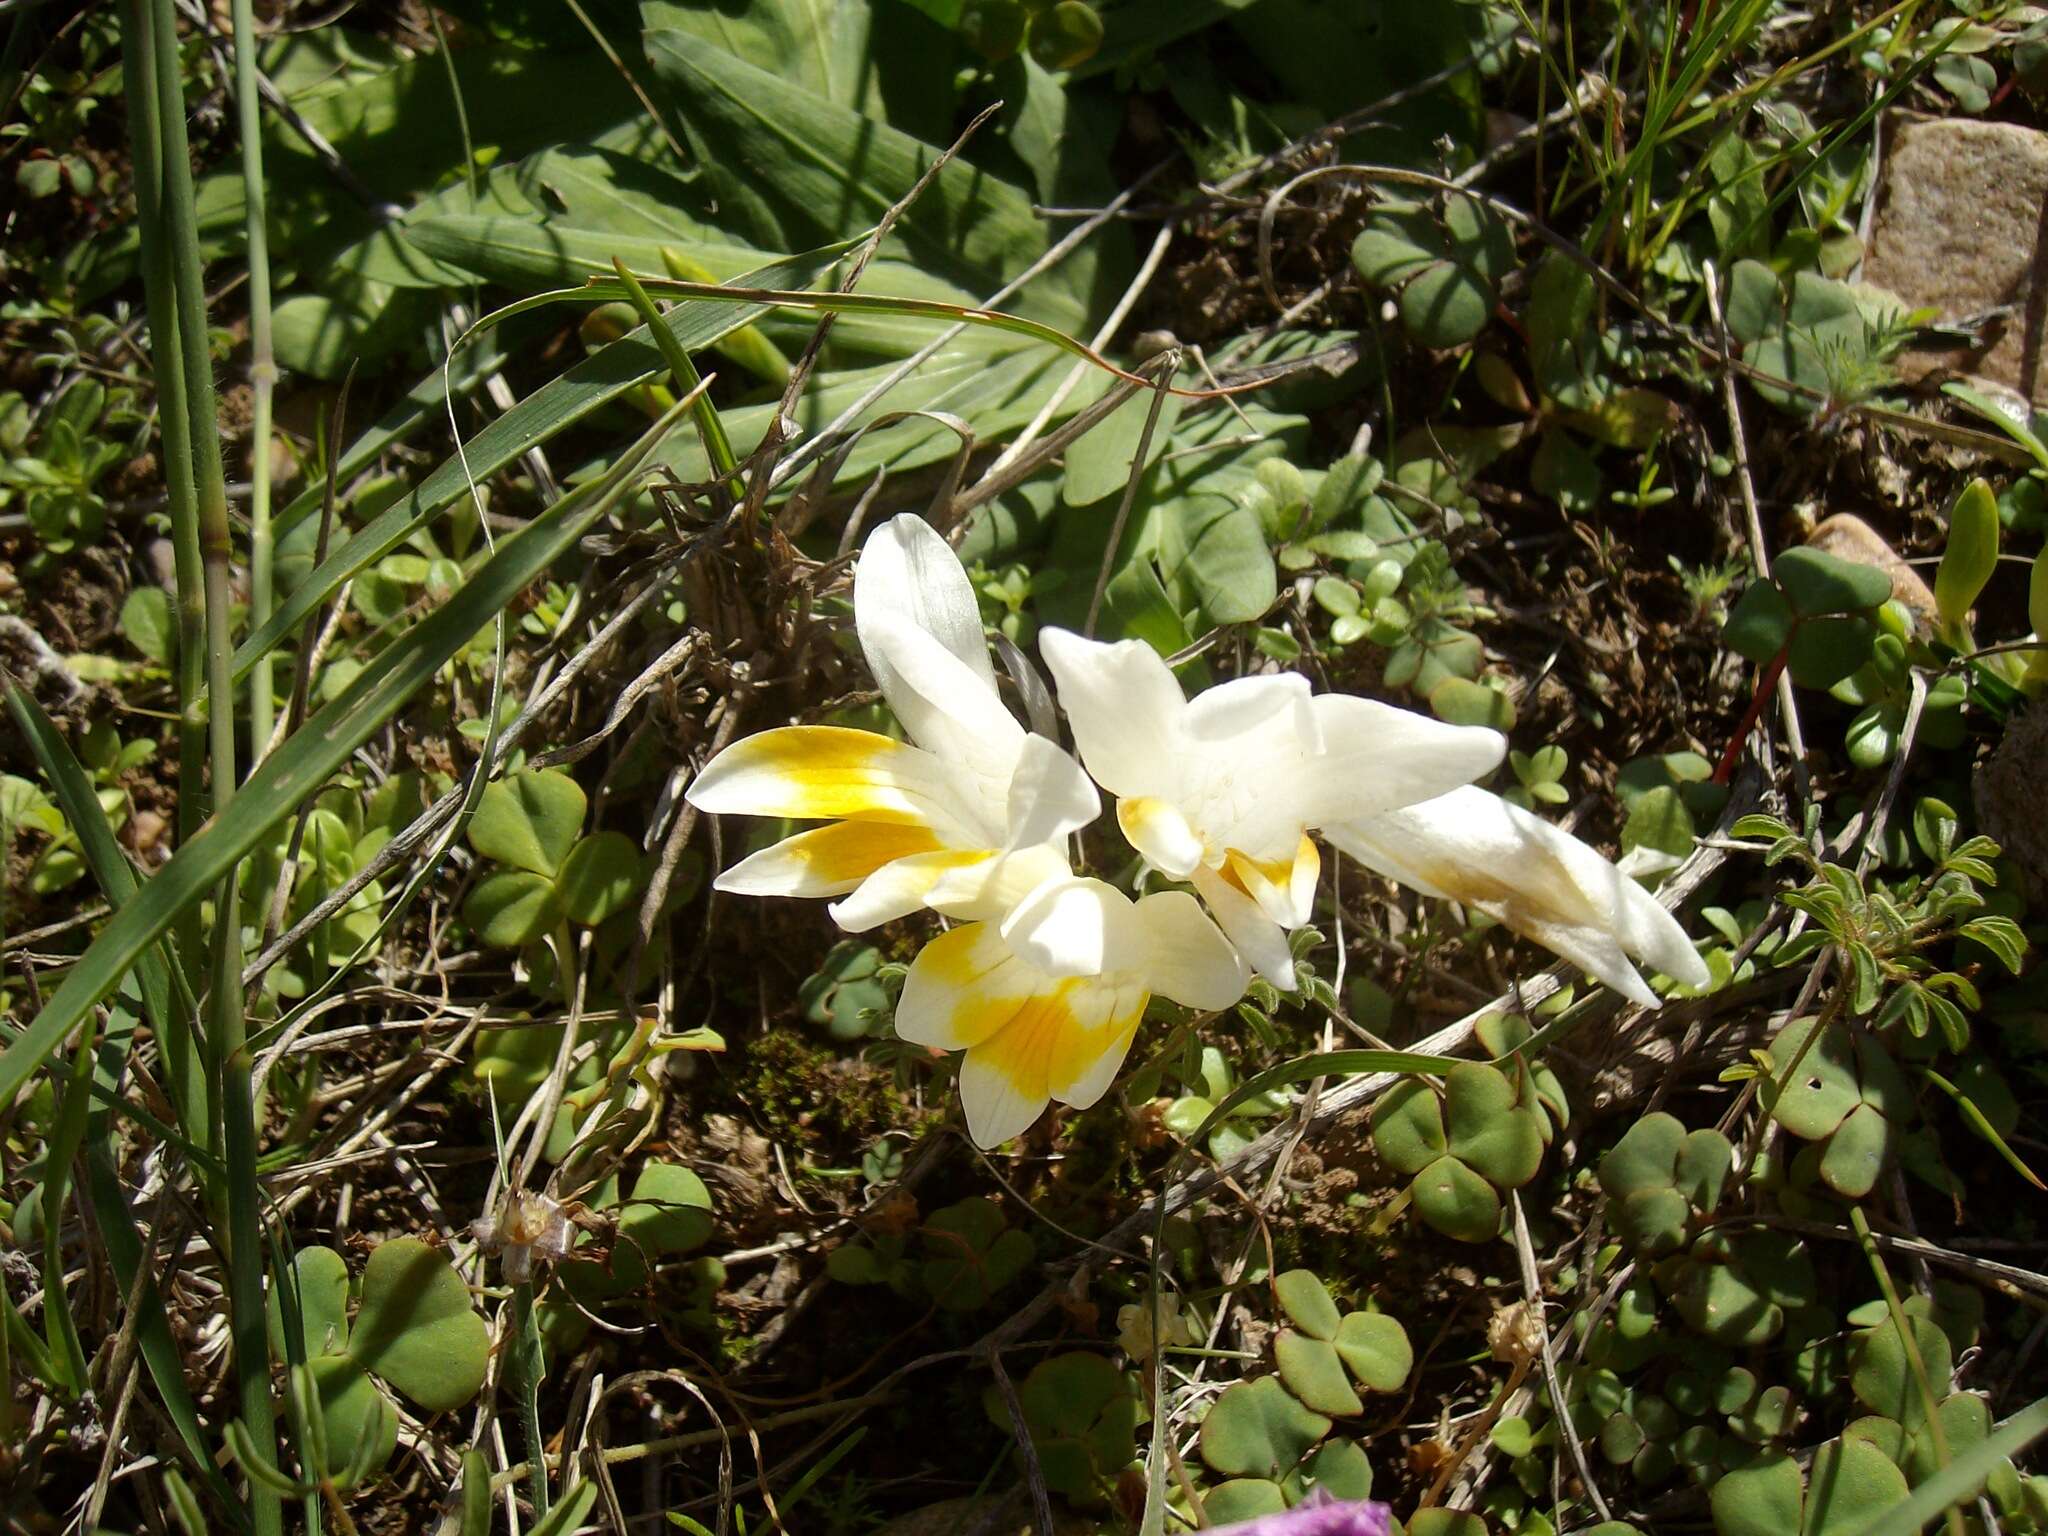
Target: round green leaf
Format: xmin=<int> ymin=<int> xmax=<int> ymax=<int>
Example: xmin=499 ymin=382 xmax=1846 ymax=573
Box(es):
xmin=348 ymin=1238 xmax=490 ymax=1413
xmin=1370 ymin=1078 xmax=1446 ymax=1175
xmin=1401 ymin=260 xmax=1493 ymax=348
xmin=1444 ymin=1063 xmax=1543 ymax=1188
xmin=302 ymin=1355 xmax=398 ymax=1488
xmin=468 ymin=769 xmax=586 ymax=877
xmin=1411 ymin=1155 xmax=1501 ymax=1244
xmin=619 ymin=1161 xmax=714 ymax=1261
xmin=1333 ymin=1309 xmax=1412 ymax=1392
xmin=1201 ymin=1480 xmax=1288 ymax=1524
xmin=1764 ymin=1016 xmax=1860 ymax=1141
xmin=1198 ymin=1375 xmax=1331 ymax=1479
xmin=1801 ymin=1435 xmax=1910 ymax=1536
xmin=269 ymin=1245 xmax=351 ymax=1362
xmin=1712 ymin=1450 xmax=1803 ymax=1536
xmin=1302 ymin=1437 xmax=1373 ymax=1499
xmin=556 ymin=831 xmax=642 ymax=927
xmin=1817 ymin=1102 xmax=1891 ymax=1198
xmin=1773 ymin=546 xmax=1892 ymax=618
xmin=1786 ymin=616 xmax=1875 ymax=691
xmin=1275 ymin=1330 xmax=1362 ymax=1416
xmin=1724 ymin=580 xmax=1795 ymax=664
xmin=1274 ymin=1269 xmax=1342 ymax=1341
xmin=119 ymin=587 xmax=175 ymax=664
xmin=1026 ymin=0 xmax=1103 ymax=70
xmin=462 ymin=868 xmax=560 ymax=950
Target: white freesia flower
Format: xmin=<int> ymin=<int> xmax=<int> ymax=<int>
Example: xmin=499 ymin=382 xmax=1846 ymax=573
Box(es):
xmin=1323 ymin=785 xmax=1711 ymax=1009
xmin=1036 ymin=629 xmax=1507 ymax=990
xmin=686 ymin=515 xmax=1098 ymax=929
xmin=895 ymin=868 xmax=1247 ymax=1147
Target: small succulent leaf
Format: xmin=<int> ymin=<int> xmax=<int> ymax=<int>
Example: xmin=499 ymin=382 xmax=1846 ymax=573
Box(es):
xmin=619 ymin=1161 xmax=714 ymax=1259
xmin=1275 ymin=1330 xmax=1363 ymax=1416
xmin=1723 ymin=580 xmax=1795 ymax=664
xmin=1851 ymin=1314 xmax=1953 ymax=1426
xmin=1786 ymin=616 xmax=1875 ymax=691
xmin=1333 ymin=1309 xmax=1413 ymax=1392
xmin=348 ymin=1239 xmax=491 ymax=1413
xmin=1201 ymin=1480 xmax=1288 ymax=1523
xmin=1301 ymin=1437 xmax=1374 ymax=1499
xmin=1934 ymin=479 xmax=1999 ymax=633
xmin=467 ymin=769 xmax=586 ymax=877
xmin=1763 ymin=1016 xmax=1859 ymax=1140
xmin=1273 ymin=1269 xmax=1342 ymax=1341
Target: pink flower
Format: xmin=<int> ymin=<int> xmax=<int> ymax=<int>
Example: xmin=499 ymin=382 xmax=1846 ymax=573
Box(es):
xmin=1208 ymin=1489 xmax=1392 ymax=1536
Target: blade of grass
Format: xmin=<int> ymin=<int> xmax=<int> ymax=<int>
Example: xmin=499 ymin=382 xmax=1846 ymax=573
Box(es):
xmin=117 ymin=0 xmax=207 ymax=862
xmin=231 ymin=243 xmax=844 ymax=679
xmin=613 ymin=255 xmax=740 ymax=497
xmin=0 ymin=405 xmax=683 ymax=1114
xmin=39 ymin=1017 xmax=97 ymax=1395
xmin=229 ymin=0 xmax=277 ymax=764
xmin=141 ymin=0 xmax=278 ymax=1515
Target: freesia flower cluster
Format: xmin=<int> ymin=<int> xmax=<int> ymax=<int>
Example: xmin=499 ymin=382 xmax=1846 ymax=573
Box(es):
xmin=688 ymin=516 xmax=1708 ymax=1147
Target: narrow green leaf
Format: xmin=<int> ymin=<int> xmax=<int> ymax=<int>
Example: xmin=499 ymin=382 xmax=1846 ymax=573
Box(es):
xmin=0 ymin=410 xmax=679 ymax=1112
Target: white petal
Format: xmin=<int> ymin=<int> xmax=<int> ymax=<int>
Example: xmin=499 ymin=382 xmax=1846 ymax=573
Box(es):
xmin=957 ymin=1046 xmax=1050 ymax=1147
xmin=1038 ymin=629 xmax=1190 ymax=802
xmin=1004 ymin=733 xmax=1100 ymax=850
xmin=829 ymin=850 xmax=995 ymax=932
xmin=860 ymin=612 xmax=1023 ymax=794
xmin=856 ymin=514 xmax=998 ymax=701
xmin=1240 ymin=694 xmax=1506 ymax=844
xmin=1326 ymin=786 xmax=1708 ymax=1006
xmin=712 ymin=821 xmax=944 ymax=899
xmin=926 ymin=843 xmax=1072 ymax=923
xmin=1118 ymin=796 xmax=1206 ymax=879
xmin=894 ymin=923 xmax=1034 ymax=1052
xmin=1180 ymin=673 xmax=1311 ymax=744
xmin=999 ymin=876 xmax=1134 ymax=979
xmin=1189 ymin=864 xmax=1297 ymax=991
xmin=1128 ymin=890 xmax=1247 ymax=1010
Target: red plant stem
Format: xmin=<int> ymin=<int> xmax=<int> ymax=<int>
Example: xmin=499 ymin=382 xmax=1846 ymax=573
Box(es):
xmin=1714 ymin=647 xmax=1788 ymax=784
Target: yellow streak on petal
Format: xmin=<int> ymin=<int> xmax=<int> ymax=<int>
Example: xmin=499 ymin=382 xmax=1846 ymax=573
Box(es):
xmin=714 ymin=726 xmax=932 ymax=823
xmin=777 ymin=821 xmax=945 ymax=884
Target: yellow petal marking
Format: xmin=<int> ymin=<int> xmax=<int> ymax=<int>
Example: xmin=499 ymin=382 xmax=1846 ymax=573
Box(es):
xmin=971 ymin=981 xmax=1148 ymax=1103
xmin=707 ymin=726 xmax=935 ymax=824
xmin=770 ymin=820 xmax=947 ymax=885
xmin=916 ymin=923 xmax=1035 ymax=1051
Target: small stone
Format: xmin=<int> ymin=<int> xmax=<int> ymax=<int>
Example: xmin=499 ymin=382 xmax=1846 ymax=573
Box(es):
xmin=1863 ymin=113 xmax=2048 ymax=404
xmin=1804 ymin=512 xmax=1937 ymax=630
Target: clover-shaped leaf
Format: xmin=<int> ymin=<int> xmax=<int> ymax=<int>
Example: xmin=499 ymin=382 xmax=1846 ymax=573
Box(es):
xmin=1200 ymin=1375 xmax=1331 ymax=1481
xmin=465 ymin=869 xmax=560 ymax=949
xmin=348 ymin=1238 xmax=490 ymax=1414
xmin=302 ymin=1355 xmax=398 ymax=1489
xmin=1599 ymin=1112 xmax=1732 ymax=1256
xmin=1370 ymin=1078 xmax=1446 ymax=1174
xmin=269 ymin=1244 xmax=351 ymax=1361
xmin=1276 ymin=1329 xmax=1362 ymax=1416
xmin=1351 ymin=195 xmax=1514 ymax=347
xmin=1850 ymin=1312 xmax=1952 ymax=1427
xmin=1274 ymin=1269 xmax=1343 ymax=1340
xmin=556 ymin=831 xmax=642 ymax=926
xmin=1332 ymin=1310 xmax=1412 ymax=1393
xmin=1762 ymin=1015 xmax=1912 ymax=1197
xmin=988 ymin=1353 xmax=1139 ymax=1500
xmin=1444 ymin=1062 xmax=1543 ymax=1187
xmin=1412 ymin=1154 xmax=1501 ymax=1243
xmin=469 ymin=769 xmax=586 ymax=878
xmin=922 ymin=1197 xmax=1032 ymax=1311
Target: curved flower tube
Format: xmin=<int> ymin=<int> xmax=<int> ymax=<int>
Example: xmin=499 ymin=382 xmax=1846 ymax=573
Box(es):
xmin=1037 ymin=628 xmax=1507 ymax=990
xmin=686 ymin=516 xmax=1098 ymax=931
xmin=1323 ymin=785 xmax=1711 ymax=1009
xmin=895 ymin=871 xmax=1247 ymax=1147
xmin=1207 ymin=1490 xmax=1390 ymax=1536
